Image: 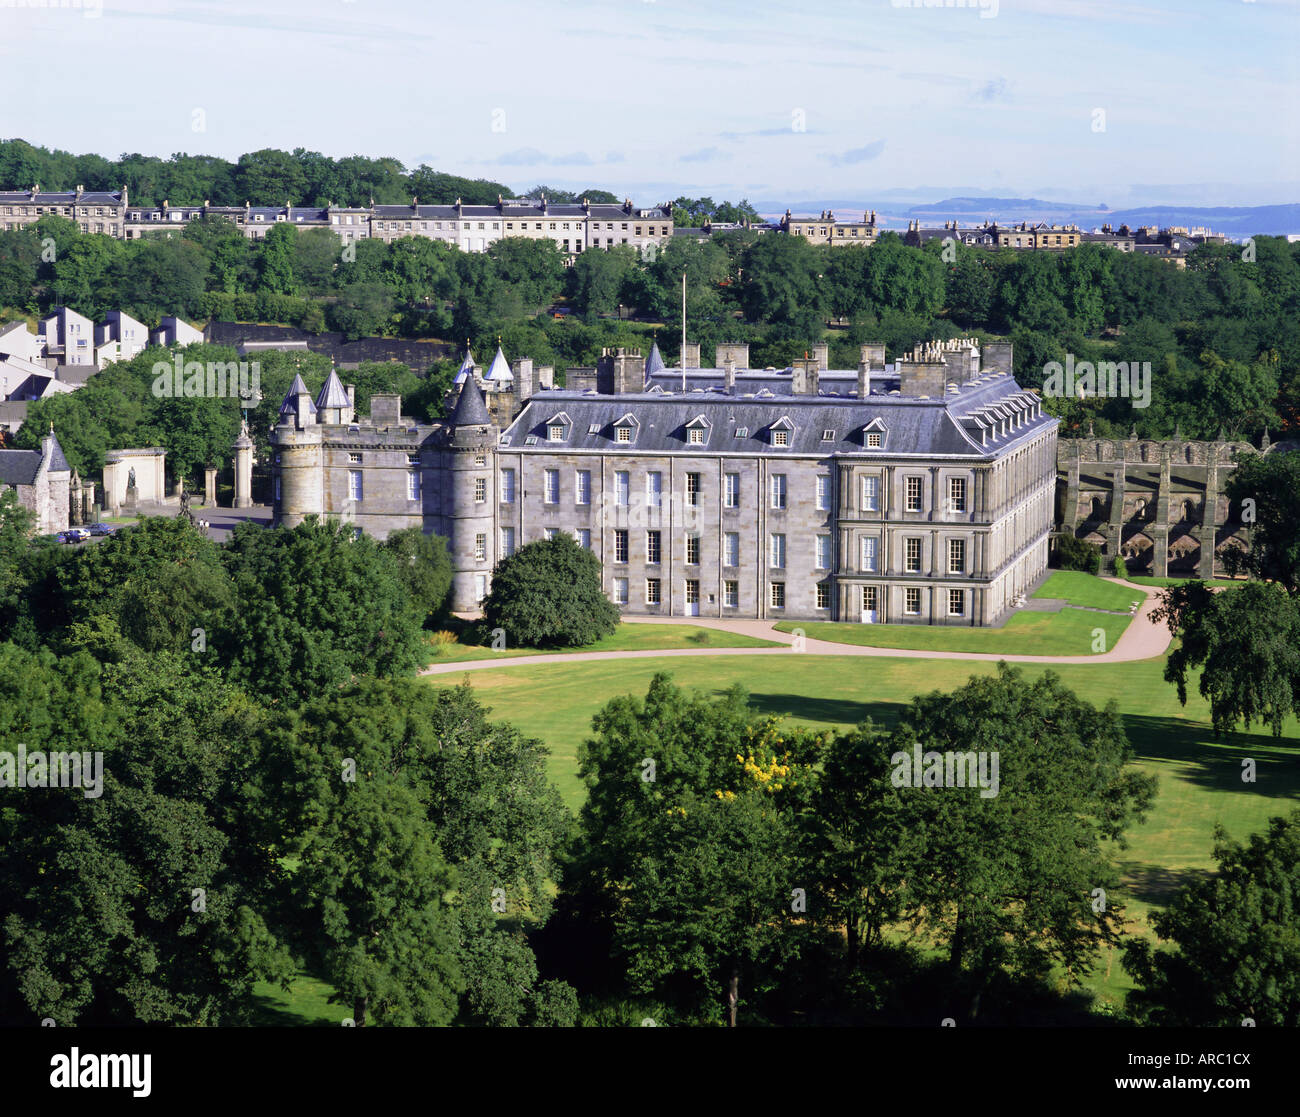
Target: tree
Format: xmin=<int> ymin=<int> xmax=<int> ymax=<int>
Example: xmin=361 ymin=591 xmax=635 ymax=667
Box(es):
xmin=55 ymin=517 xmax=234 ymax=657
xmin=1154 ymin=580 xmax=1300 ymax=736
xmin=885 ymin=664 xmax=1156 ymax=1018
xmin=483 ymin=533 xmax=619 ymax=648
xmin=0 ymin=644 xmax=290 ymax=1025
xmin=1222 ymin=449 xmax=1300 ymax=593
xmin=219 ymin=518 xmax=425 ymax=700
xmin=568 ymin=245 xmax=637 ymax=321
xmin=738 ymin=234 xmax=825 ymax=339
xmin=328 ymin=282 xmax=395 ymax=340
xmin=564 ymin=674 xmax=820 ymax=1023
xmin=1124 ymin=811 xmax=1300 ymax=1026
xmin=262 ymin=679 xmax=569 ymax=1026
xmin=380 ymin=527 xmax=453 ymax=626
xmin=808 ymin=722 xmax=907 ymax=963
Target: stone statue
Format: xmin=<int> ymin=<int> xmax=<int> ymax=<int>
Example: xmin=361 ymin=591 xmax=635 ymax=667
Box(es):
xmin=127 ymin=466 xmax=136 ymax=491
xmin=178 ymin=484 xmax=195 ymax=526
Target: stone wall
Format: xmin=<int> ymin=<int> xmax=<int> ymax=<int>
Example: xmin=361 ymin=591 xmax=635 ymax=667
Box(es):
xmin=1055 ymin=434 xmax=1257 ymax=577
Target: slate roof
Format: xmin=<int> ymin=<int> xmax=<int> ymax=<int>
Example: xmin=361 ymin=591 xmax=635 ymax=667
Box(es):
xmin=644 ymin=341 xmax=666 ymax=377
xmin=0 ymin=449 xmax=41 ymax=485
xmin=484 ymin=345 xmax=513 ymax=383
xmin=451 ymin=378 xmax=491 ymax=427
xmin=0 ymin=190 xmax=124 ymax=206
xmin=453 ymin=347 xmax=476 ymax=385
xmin=43 ymin=432 xmax=70 ymax=472
xmin=501 ymin=376 xmax=1051 ymax=459
xmin=316 ymin=370 xmax=350 ymax=410
xmin=279 ymin=374 xmax=317 ymax=418
xmin=372 ymin=201 xmax=671 ymax=221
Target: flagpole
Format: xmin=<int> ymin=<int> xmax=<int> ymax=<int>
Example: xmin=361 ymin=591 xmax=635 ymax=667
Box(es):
xmin=680 ymin=269 xmax=687 ymax=393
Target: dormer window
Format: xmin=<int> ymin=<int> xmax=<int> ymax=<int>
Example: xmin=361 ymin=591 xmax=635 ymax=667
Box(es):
xmin=613 ymin=413 xmax=639 ymax=444
xmin=685 ymin=415 xmax=710 ymax=446
xmin=862 ymin=417 xmax=887 ymax=449
xmin=769 ymin=416 xmax=794 ymax=447
xmin=866 ymin=432 xmax=883 ymax=448
xmin=545 ymin=411 xmax=571 ymax=443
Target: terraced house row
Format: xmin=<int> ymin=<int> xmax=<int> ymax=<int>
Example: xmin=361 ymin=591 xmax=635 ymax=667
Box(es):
xmin=271 ymin=336 xmax=1058 ymax=624
xmin=0 ymin=185 xmax=674 ymax=257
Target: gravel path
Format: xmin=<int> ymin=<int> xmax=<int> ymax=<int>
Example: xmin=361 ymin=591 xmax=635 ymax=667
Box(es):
xmin=421 ymin=578 xmax=1171 ymax=677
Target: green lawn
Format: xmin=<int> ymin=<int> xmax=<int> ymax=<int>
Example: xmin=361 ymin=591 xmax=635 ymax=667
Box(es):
xmin=427 ymin=651 xmax=1298 ymax=1014
xmin=774 ymin=608 xmax=1132 ymax=656
xmin=1032 ymin=570 xmax=1143 ymax=612
xmin=250 ymin=971 xmax=351 ymax=1027
xmin=426 ymin=622 xmax=782 ymax=663
xmin=269 ymin=649 xmax=1297 ymax=1022
xmin=1124 ymin=575 xmax=1245 ymax=589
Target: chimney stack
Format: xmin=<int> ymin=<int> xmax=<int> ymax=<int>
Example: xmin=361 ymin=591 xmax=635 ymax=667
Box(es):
xmin=514 ymin=357 xmax=535 ymax=401
xmin=857 ymin=360 xmax=871 ymax=399
xmin=681 ymin=341 xmax=701 ymax=369
xmin=724 ymin=357 xmax=736 ymax=391
xmin=811 ymin=343 xmax=829 ymax=371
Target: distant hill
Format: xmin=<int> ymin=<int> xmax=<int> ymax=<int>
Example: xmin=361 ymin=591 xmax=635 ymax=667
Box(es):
xmin=765 ymin=195 xmax=1300 ymax=237
xmin=906 ymin=197 xmax=1300 ymax=236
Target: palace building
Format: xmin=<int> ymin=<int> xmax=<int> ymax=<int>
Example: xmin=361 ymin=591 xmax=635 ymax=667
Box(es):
xmin=270 ymin=338 xmax=1058 ymax=623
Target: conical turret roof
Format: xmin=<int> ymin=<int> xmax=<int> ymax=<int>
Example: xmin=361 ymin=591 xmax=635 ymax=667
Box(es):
xmin=645 ymin=340 xmax=665 ymax=377
xmin=451 ymin=376 xmax=491 ymax=427
xmin=484 ymin=343 xmax=513 ymax=383
xmin=316 ymin=369 xmax=350 ymax=410
xmin=453 ymin=345 xmax=476 ymax=385
xmin=279 ymin=373 xmax=317 ymax=419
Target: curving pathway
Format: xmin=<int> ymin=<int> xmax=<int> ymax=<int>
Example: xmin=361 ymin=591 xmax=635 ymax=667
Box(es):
xmin=421 ymin=578 xmax=1172 ymax=677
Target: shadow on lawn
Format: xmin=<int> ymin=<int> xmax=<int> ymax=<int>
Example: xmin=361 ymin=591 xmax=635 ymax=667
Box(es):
xmin=738 ymin=691 xmax=909 ymax=729
xmin=1121 ymin=713 xmax=1300 ymax=801
xmin=1118 ymin=863 xmax=1215 ymax=908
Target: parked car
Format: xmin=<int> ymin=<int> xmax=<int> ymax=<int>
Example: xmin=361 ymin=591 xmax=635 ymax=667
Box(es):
xmin=62 ymin=527 xmax=90 ymax=543
xmin=88 ymin=522 xmax=118 ymax=536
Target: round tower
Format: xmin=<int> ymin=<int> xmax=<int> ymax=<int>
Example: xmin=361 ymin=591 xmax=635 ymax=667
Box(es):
xmin=270 ymin=374 xmax=323 ymax=526
xmin=447 ymin=378 xmax=496 ymax=613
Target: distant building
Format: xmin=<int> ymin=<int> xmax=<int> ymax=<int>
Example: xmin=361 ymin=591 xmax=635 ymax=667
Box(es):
xmin=0 ymin=427 xmax=71 ymax=534
xmin=95 ymin=310 xmax=149 ymax=365
xmin=150 ymin=316 xmax=204 ymax=348
xmin=38 ymin=307 xmax=96 ymax=366
xmin=0 ymin=185 xmax=127 ymax=236
xmin=780 ymin=209 xmax=879 ymax=246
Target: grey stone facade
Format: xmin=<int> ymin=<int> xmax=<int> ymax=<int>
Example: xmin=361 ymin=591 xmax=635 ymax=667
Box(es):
xmin=271 ymin=338 xmax=1058 ymax=624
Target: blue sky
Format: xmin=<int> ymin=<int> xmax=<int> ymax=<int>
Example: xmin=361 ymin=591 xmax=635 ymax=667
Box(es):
xmin=2 ymin=0 xmax=1296 ymax=212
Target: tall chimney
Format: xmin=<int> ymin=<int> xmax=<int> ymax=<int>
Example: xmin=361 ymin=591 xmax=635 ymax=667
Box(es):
xmin=681 ymin=341 xmax=701 ymax=369
xmin=724 ymin=357 xmax=736 ymax=391
xmin=515 ymin=357 xmax=534 ymax=401
xmin=857 ymin=360 xmax=871 ymax=399
xmin=811 ymin=342 xmax=829 ymax=371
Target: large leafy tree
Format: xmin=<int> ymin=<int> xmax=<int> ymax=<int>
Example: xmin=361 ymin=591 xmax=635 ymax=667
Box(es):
xmin=263 ymin=679 xmax=569 ymax=1026
xmin=380 ymin=527 xmax=453 ymax=627
xmin=219 ymin=517 xmax=425 ymax=700
xmin=0 ymin=644 xmax=290 ymax=1025
xmin=54 ymin=516 xmax=234 ymax=657
xmin=1124 ymin=811 xmax=1300 ymax=1026
xmin=885 ymin=664 xmax=1156 ymax=1019
xmin=565 ymin=674 xmax=821 ymax=1023
xmin=1223 ymin=449 xmax=1300 ymax=593
xmin=483 ymin=533 xmax=619 ymax=648
xmin=1154 ymin=580 xmax=1300 ymax=736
